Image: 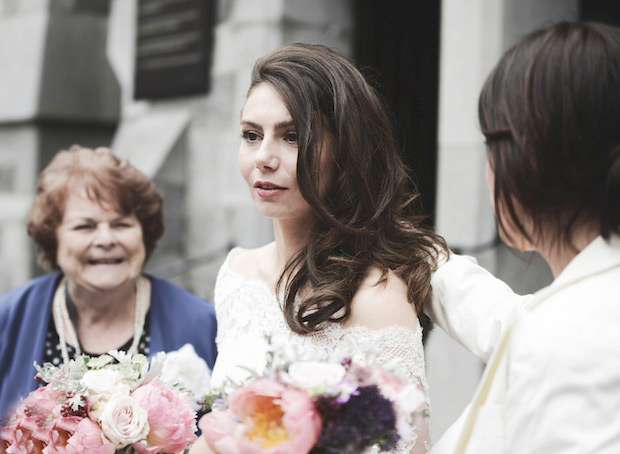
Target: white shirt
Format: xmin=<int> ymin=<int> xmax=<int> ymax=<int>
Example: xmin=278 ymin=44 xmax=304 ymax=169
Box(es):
xmin=428 ymin=236 xmax=620 ymax=453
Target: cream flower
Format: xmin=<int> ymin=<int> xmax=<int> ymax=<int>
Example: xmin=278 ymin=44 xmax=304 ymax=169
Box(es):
xmin=285 ymin=361 xmax=346 ymax=391
xmin=99 ymin=394 xmax=149 ymax=447
xmin=161 ymin=344 xmax=211 ymax=408
xmin=82 ymin=369 xmax=130 ymax=399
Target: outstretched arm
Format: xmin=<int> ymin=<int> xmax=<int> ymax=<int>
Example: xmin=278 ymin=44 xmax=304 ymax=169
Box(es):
xmin=426 ymin=253 xmax=528 ymax=363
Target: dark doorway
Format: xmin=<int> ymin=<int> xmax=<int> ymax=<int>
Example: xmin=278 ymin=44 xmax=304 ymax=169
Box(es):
xmin=580 ymin=0 xmax=620 ymax=25
xmin=353 ymin=1 xmax=442 ymax=227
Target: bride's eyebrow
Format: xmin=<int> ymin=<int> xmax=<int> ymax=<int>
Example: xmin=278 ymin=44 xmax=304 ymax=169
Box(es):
xmin=240 ymin=120 xmax=295 ymax=131
xmin=274 ymin=120 xmax=295 ymax=130
xmin=240 ymin=120 xmax=261 ymax=129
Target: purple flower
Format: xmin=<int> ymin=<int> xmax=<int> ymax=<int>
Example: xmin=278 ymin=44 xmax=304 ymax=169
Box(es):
xmin=311 ymin=385 xmax=400 ymax=453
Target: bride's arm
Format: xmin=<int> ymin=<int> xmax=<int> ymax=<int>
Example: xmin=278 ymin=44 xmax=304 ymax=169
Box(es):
xmin=426 ymin=252 xmax=529 ymax=362
xmin=347 ymin=269 xmax=430 ymax=453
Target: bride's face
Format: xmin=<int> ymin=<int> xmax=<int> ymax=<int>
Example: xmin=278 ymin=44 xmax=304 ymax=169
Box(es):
xmin=238 ymin=83 xmax=330 ymax=224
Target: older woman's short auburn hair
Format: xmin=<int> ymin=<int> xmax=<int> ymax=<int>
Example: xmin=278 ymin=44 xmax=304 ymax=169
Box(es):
xmin=27 ymin=145 xmax=164 ymax=270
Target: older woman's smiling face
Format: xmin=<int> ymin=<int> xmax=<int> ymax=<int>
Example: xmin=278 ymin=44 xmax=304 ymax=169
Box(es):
xmin=55 ymin=187 xmax=146 ymax=293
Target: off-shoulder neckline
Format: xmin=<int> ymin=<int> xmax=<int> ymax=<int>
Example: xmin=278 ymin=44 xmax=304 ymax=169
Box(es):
xmin=220 ymin=247 xmax=422 ymax=338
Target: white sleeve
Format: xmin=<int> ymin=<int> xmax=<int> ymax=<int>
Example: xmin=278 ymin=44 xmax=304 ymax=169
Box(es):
xmin=426 ymin=252 xmax=529 ymax=363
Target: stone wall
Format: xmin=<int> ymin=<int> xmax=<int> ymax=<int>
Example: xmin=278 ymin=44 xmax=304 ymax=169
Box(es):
xmin=0 ymin=0 xmax=119 ymax=291
xmin=109 ymin=0 xmax=354 ymax=299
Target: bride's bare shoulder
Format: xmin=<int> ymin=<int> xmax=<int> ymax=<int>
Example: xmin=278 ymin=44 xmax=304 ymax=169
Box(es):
xmin=345 ymin=267 xmax=421 ymax=332
xmin=227 ymin=242 xmax=275 ymax=278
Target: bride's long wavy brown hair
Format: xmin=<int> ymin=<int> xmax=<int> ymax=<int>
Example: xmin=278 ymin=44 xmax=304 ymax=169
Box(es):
xmin=248 ymin=43 xmax=448 ymax=335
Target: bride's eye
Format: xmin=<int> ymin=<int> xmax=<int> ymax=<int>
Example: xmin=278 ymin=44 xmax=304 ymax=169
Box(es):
xmin=241 ymin=130 xmax=261 ymax=142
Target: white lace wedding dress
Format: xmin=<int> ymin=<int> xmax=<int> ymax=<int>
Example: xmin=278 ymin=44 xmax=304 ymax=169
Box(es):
xmin=210 ymin=248 xmax=430 ymax=453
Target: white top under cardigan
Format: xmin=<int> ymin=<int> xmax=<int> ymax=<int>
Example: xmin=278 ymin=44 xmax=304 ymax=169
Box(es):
xmin=428 ymin=236 xmax=620 ymax=453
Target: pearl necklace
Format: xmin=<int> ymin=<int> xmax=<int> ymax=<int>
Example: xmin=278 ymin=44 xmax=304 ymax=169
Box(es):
xmin=52 ymin=276 xmax=149 ymax=365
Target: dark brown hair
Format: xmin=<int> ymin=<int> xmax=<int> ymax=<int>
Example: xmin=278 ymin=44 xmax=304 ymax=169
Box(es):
xmin=248 ymin=43 xmax=448 ymax=334
xmin=479 ymin=21 xmax=620 ymax=249
xmin=27 ymin=145 xmax=164 ymax=270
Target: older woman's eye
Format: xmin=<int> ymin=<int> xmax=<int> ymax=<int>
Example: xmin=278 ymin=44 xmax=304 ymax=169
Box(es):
xmin=74 ymin=224 xmax=94 ymax=230
xmin=241 ymin=130 xmax=261 ymax=142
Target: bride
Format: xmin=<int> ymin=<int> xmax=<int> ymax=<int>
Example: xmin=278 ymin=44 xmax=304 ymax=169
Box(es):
xmin=190 ymin=42 xmax=448 ymax=453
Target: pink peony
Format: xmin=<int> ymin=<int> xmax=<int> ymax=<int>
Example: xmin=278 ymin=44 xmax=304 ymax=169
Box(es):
xmin=65 ymin=418 xmax=115 ymax=454
xmin=36 ymin=407 xmax=84 ymax=454
xmin=22 ymin=386 xmax=64 ymax=428
xmin=2 ymin=418 xmax=46 ymax=454
xmin=0 ymin=387 xmax=63 ymax=454
xmin=131 ymin=379 xmax=197 ymax=453
xmin=199 ymin=379 xmax=321 ymax=454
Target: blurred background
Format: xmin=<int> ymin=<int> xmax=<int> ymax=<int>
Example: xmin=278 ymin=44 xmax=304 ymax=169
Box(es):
xmin=1 ymin=0 xmax=617 ymax=441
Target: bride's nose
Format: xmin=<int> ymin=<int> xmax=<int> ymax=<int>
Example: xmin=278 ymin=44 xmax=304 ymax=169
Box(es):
xmin=254 ymin=139 xmax=279 ymax=171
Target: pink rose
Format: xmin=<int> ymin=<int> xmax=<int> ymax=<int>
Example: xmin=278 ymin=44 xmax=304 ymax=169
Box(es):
xmin=199 ymin=379 xmax=321 ymax=454
xmin=65 ymin=418 xmax=115 ymax=454
xmin=98 ymin=394 xmax=149 ymax=448
xmin=131 ymin=379 xmax=197 ymax=453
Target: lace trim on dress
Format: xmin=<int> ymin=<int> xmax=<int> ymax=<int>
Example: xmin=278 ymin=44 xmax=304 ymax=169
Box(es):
xmin=211 ymin=247 xmax=430 ymax=453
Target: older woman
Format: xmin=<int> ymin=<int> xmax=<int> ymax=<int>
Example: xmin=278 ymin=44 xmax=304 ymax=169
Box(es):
xmin=0 ymin=145 xmax=217 ymax=418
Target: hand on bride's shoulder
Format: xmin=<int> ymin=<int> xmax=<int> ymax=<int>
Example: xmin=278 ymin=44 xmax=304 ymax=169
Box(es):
xmin=345 ymin=267 xmax=420 ymax=332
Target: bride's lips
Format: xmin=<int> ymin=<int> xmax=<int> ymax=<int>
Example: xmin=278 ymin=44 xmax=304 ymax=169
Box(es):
xmin=254 ymin=181 xmax=287 ymax=197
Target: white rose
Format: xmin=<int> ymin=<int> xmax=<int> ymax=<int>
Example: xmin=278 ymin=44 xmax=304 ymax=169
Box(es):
xmin=285 ymin=361 xmax=346 ymax=391
xmin=161 ymin=344 xmax=211 ymax=408
xmin=100 ymin=394 xmax=149 ymax=447
xmin=82 ymin=369 xmax=130 ymax=398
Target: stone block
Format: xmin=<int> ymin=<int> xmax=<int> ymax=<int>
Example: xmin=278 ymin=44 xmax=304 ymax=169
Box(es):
xmin=283 ymin=0 xmax=352 ymax=29
xmin=38 ymin=11 xmax=120 ymax=123
xmin=0 ymin=126 xmax=38 ymax=194
xmin=0 ymin=12 xmax=47 ymax=121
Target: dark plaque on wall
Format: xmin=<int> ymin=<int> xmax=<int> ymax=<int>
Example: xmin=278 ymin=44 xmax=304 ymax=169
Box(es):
xmin=134 ymin=0 xmax=213 ymax=100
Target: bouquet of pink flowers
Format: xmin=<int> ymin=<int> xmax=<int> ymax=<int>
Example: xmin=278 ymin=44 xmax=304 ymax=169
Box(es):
xmin=198 ymin=348 xmax=429 ymax=454
xmin=0 ymin=350 xmax=198 ymax=454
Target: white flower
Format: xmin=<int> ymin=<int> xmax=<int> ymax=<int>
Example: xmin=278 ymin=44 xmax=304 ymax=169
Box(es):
xmin=285 ymin=361 xmax=346 ymax=391
xmin=161 ymin=344 xmax=211 ymax=408
xmin=397 ymin=383 xmax=427 ymax=414
xmin=100 ymin=394 xmax=150 ymax=447
xmin=87 ymin=354 xmax=114 ymax=369
xmin=82 ymin=369 xmax=131 ymax=420
xmin=82 ymin=369 xmax=130 ymax=399
xmin=138 ymin=351 xmax=166 ymax=387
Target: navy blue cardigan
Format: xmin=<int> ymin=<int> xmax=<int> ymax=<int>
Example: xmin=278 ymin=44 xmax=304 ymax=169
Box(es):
xmin=0 ymin=273 xmax=217 ymax=417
